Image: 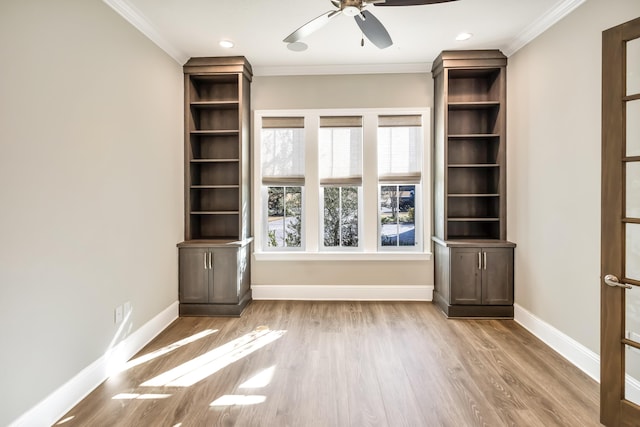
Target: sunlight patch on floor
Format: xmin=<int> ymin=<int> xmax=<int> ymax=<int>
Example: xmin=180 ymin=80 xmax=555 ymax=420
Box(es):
xmin=115 ymin=329 xmax=218 ymax=374
xmin=239 ymin=365 xmax=276 ymax=389
xmin=140 ymin=327 xmax=286 ymax=388
xmin=210 ymin=394 xmax=267 ymax=407
xmin=56 ymin=416 xmax=75 ymax=425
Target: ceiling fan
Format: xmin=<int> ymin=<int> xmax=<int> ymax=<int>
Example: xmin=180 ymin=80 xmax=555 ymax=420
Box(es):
xmin=283 ymin=0 xmax=460 ymax=49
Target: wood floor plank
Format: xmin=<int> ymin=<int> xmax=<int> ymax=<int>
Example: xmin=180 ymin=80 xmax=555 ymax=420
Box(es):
xmin=55 ymin=301 xmax=602 ymax=427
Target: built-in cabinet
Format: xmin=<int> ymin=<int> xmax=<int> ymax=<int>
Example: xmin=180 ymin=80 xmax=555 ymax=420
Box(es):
xmin=434 ymin=239 xmax=514 ymax=317
xmin=432 ymin=50 xmax=516 ymax=318
xmin=178 ymin=57 xmax=252 ymax=317
xmin=178 ymin=242 xmax=251 ymax=316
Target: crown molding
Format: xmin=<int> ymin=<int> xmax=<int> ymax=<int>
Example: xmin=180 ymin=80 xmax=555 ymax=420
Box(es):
xmin=102 ymin=0 xmax=188 ymax=64
xmin=253 ymin=62 xmax=432 ymax=77
xmin=503 ymin=0 xmax=587 ymax=57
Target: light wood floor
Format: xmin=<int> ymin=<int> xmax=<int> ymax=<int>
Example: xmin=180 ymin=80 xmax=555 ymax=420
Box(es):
xmin=56 ymin=301 xmax=602 ymax=427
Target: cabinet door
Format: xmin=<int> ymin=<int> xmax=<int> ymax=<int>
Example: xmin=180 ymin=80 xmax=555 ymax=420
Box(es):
xmin=450 ymin=247 xmax=482 ymax=305
xmin=209 ymin=248 xmax=240 ymax=303
xmin=179 ymin=248 xmax=210 ymax=303
xmin=481 ymin=247 xmax=514 ymax=305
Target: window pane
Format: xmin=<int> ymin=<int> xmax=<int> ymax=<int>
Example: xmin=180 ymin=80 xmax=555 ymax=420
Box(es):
xmin=323 ymin=187 xmax=359 ymax=248
xmin=266 ymin=186 xmax=302 ymax=248
xmin=627 ymin=38 xmax=640 ymax=96
xmin=380 ymin=185 xmax=416 ymax=247
xmin=398 ymin=185 xmax=416 ymax=246
xmin=267 ymin=187 xmax=284 ymax=247
xmin=625 ymin=344 xmax=640 ymax=405
xmin=341 ymin=187 xmax=359 ymax=247
xmin=628 ymin=100 xmax=640 ymax=157
xmin=285 ymin=187 xmax=302 ymax=247
xmin=261 ymin=129 xmax=304 ymax=178
xmin=628 ymin=162 xmax=640 ymax=218
xmin=627 ymin=223 xmax=640 ymax=281
xmin=324 ymin=187 xmax=340 ymax=247
xmin=380 ymin=186 xmax=399 ymax=246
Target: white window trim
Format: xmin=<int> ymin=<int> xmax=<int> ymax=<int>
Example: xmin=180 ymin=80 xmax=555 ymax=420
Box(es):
xmin=253 ymin=108 xmax=432 ymax=261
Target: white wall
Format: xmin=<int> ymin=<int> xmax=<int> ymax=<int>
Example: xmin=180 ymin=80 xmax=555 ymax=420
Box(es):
xmin=251 ymin=74 xmax=434 ymax=292
xmin=508 ymin=0 xmax=640 ymax=354
xmin=0 ymin=1 xmax=183 ymax=424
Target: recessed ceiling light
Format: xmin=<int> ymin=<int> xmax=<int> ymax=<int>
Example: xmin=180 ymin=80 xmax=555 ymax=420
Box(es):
xmin=287 ymin=42 xmax=308 ymax=52
xmin=455 ymin=32 xmax=473 ymax=41
xmin=219 ymin=40 xmax=234 ymax=48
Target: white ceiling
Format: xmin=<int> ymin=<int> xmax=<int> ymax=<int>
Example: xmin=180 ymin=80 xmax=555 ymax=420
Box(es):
xmin=105 ymin=0 xmax=585 ymax=75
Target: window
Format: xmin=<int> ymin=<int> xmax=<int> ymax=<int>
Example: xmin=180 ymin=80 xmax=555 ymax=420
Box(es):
xmin=266 ymin=186 xmax=302 ymax=248
xmin=261 ymin=117 xmax=305 ymax=250
xmin=377 ymin=115 xmax=422 ymax=249
xmin=380 ymin=185 xmax=416 ymax=247
xmin=319 ymin=116 xmax=362 ymax=249
xmin=255 ymin=109 xmax=429 ymax=258
xmin=322 ymin=186 xmax=360 ymax=248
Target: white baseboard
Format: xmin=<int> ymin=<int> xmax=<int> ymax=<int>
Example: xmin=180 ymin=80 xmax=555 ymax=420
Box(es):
xmin=10 ymin=301 xmax=179 ymax=427
xmin=251 ymin=284 xmax=433 ymax=301
xmin=514 ymin=303 xmax=640 ymax=402
xmin=514 ymin=304 xmax=600 ymax=382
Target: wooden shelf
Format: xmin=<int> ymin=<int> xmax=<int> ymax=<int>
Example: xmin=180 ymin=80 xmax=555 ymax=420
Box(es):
xmin=448 ymin=164 xmax=499 ymax=168
xmin=190 ymin=211 xmax=240 ymax=215
xmin=448 ymin=217 xmax=500 ymax=222
xmin=191 ymin=185 xmax=239 ymax=189
xmin=190 ymin=159 xmax=239 ymax=163
xmin=191 ymin=101 xmax=239 ymax=109
xmin=190 ymin=130 xmax=239 ymax=136
xmin=448 ymin=101 xmax=500 ymax=110
xmin=448 ymin=134 xmax=500 ymax=138
xmin=448 ymin=193 xmax=500 ymax=197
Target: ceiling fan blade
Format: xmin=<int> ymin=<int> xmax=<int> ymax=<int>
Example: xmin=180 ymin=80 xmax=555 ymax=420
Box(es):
xmin=373 ymin=0 xmax=459 ymax=6
xmin=283 ymin=10 xmax=341 ymax=43
xmin=354 ymin=10 xmax=392 ymax=49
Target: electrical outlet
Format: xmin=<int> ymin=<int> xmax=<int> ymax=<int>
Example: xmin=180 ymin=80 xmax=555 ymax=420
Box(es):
xmin=114 ymin=305 xmax=123 ymax=324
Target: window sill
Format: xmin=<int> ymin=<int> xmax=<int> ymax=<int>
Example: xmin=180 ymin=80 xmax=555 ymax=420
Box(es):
xmin=253 ymin=251 xmax=432 ymax=262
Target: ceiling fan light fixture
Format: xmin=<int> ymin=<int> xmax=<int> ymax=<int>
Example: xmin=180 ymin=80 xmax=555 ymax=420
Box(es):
xmin=343 ymin=5 xmax=360 ymax=16
xmin=455 ymin=32 xmax=473 ymax=41
xmin=219 ymin=39 xmax=234 ymax=48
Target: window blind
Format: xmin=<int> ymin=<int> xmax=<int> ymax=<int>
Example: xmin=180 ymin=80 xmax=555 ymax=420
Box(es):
xmin=261 ymin=119 xmax=305 ymax=185
xmin=319 ymin=116 xmax=363 ymax=186
xmin=378 ymin=116 xmax=422 ymax=184
xmin=261 ymin=117 xmax=304 ymax=129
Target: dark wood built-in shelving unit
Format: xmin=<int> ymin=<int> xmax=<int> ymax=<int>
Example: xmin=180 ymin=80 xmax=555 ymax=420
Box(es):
xmin=432 ymin=50 xmax=516 ymax=318
xmin=178 ymin=57 xmax=253 ymax=317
